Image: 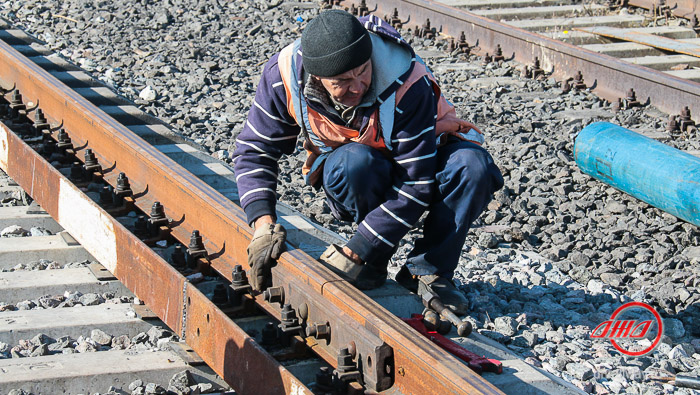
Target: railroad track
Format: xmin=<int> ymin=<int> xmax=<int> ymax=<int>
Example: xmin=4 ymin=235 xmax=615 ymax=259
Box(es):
xmin=438 ymin=0 xmax=700 ymax=83
xmin=438 ymin=0 xmax=700 ymax=84
xmin=0 ymin=179 xmax=228 ymax=393
xmin=342 ymin=0 xmax=699 ymax=125
xmin=0 ymin=10 xmax=589 ymax=395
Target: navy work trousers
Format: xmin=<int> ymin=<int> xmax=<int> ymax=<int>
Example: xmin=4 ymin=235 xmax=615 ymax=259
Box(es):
xmin=321 ymin=140 xmax=504 ymax=277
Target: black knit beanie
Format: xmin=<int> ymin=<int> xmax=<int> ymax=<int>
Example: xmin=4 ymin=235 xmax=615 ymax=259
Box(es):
xmin=301 ymin=10 xmax=373 ymax=77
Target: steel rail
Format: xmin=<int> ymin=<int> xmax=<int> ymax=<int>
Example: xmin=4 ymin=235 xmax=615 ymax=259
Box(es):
xmin=0 ymin=122 xmax=310 ymax=394
xmin=0 ymin=39 xmax=503 ymax=394
xmin=361 ymin=0 xmax=700 ymax=118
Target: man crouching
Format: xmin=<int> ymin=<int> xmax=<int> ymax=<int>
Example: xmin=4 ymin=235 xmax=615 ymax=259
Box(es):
xmin=233 ymin=9 xmax=503 ymax=314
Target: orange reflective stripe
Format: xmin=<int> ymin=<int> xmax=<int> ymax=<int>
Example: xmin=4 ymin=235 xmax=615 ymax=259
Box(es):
xmin=277 ymin=43 xmax=297 ymax=124
xmin=397 ymin=62 xmax=484 ymax=145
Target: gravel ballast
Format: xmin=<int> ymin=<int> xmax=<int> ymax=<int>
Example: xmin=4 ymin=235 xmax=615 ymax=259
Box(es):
xmin=2 ymin=1 xmax=700 ymax=393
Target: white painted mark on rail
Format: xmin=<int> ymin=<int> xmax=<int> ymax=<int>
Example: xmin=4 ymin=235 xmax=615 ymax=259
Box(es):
xmin=0 ymin=123 xmax=9 ymax=171
xmin=57 ymin=178 xmax=118 ymax=273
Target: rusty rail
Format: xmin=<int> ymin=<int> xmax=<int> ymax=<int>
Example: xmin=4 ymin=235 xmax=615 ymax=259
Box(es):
xmin=360 ymin=0 xmax=700 ymax=118
xmin=0 ymin=122 xmax=310 ymax=394
xmin=0 ymin=35 xmax=502 ymax=394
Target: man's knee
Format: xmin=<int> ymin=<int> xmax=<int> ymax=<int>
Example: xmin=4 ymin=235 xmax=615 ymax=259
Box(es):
xmin=443 ymin=145 xmax=503 ymax=193
xmin=324 ymin=144 xmax=391 ymax=189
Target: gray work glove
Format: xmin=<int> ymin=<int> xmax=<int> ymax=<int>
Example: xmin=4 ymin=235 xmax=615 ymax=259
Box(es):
xmin=319 ymin=244 xmax=363 ymax=281
xmin=247 ymin=223 xmax=287 ymax=292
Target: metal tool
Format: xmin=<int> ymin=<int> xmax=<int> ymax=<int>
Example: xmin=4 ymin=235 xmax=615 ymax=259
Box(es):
xmin=422 ymin=309 xmax=452 ymax=335
xmin=418 ymin=280 xmax=473 ymax=337
xmin=403 ymin=314 xmax=502 ymax=375
xmin=651 ymin=374 xmax=700 ymax=390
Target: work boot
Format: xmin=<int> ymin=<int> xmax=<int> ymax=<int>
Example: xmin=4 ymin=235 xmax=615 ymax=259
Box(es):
xmin=352 ymin=262 xmax=387 ymax=290
xmin=394 ymin=264 xmax=419 ymax=293
xmin=418 ymin=275 xmax=469 ymax=316
xmin=319 ymin=244 xmax=363 ymax=282
xmin=352 ymin=248 xmax=394 ymax=290
xmin=396 ymin=266 xmax=469 ymax=315
xmin=319 ymin=244 xmax=387 ymax=290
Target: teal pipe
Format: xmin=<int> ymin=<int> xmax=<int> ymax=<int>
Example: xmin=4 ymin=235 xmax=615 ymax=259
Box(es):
xmin=574 ymin=122 xmax=700 ymax=227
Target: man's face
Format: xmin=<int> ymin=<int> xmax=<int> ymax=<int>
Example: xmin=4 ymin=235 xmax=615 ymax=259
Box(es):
xmin=316 ymin=60 xmax=372 ymax=107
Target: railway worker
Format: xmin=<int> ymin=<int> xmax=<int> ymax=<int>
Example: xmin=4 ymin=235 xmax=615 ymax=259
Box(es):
xmin=233 ymin=9 xmax=503 ymax=314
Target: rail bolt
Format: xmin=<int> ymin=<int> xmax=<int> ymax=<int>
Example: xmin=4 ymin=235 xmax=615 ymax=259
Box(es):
xmin=186 ymin=230 xmax=207 ymax=268
xmin=357 ymin=0 xmax=368 ymax=16
xmin=33 ymin=108 xmax=49 ymax=135
xmin=69 ymin=162 xmax=84 ymax=182
xmin=625 ymin=88 xmax=640 ymax=108
xmin=261 ymin=322 xmax=278 ymax=346
xmin=421 ymin=18 xmax=435 ymax=39
xmin=212 ymin=283 xmax=229 ymax=306
xmin=229 ymin=265 xmax=252 ymax=307
xmin=679 ymin=106 xmax=695 ymax=131
xmin=561 ymin=79 xmax=572 ymax=94
xmin=458 ymin=31 xmax=469 ymax=50
xmin=188 ymin=230 xmax=204 ymax=251
xmin=573 ymin=71 xmax=586 ymax=90
xmin=10 ymin=90 xmax=22 ymax=107
xmin=278 ymin=304 xmax=302 ymax=345
xmin=493 ymin=44 xmax=504 ymax=62
xmin=531 ymin=57 xmax=544 ymax=78
xmin=335 ymin=347 xmax=361 ymax=383
xmin=134 ymin=215 xmax=149 ymax=237
xmin=115 ymin=172 xmax=133 ymax=197
xmin=83 ymin=149 xmax=100 ymax=171
xmin=667 ymin=115 xmax=680 ymax=134
xmin=171 ymin=244 xmax=186 ymax=268
xmin=306 ymin=322 xmax=331 ymax=341
xmin=149 ymin=201 xmax=166 ymax=220
xmin=99 ymin=186 xmax=114 ymax=205
xmin=262 ymin=286 xmax=285 ymax=305
xmin=40 ymin=135 xmax=56 ymax=156
xmin=148 ymin=202 xmax=169 ymax=233
xmin=315 ymin=366 xmax=334 ymax=392
xmin=388 ymin=8 xmax=402 ymax=29
xmin=231 ymin=265 xmax=249 ymax=287
xmin=56 ymin=129 xmax=73 ymax=150
xmin=9 ymin=90 xmax=25 ymax=119
xmin=280 ymin=304 xmax=300 ymax=329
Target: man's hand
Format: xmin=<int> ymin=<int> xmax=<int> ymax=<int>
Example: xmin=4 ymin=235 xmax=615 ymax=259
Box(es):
xmin=463 ymin=122 xmax=482 ymax=134
xmin=248 ymin=222 xmax=287 ymax=291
